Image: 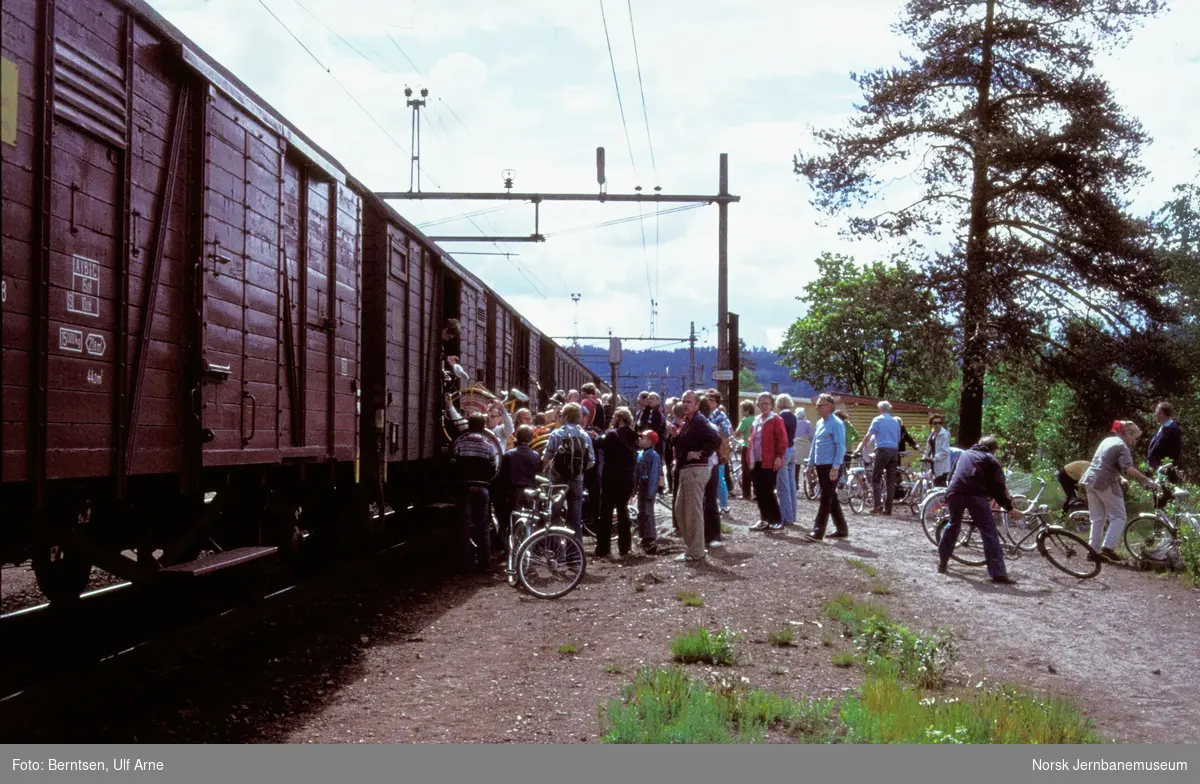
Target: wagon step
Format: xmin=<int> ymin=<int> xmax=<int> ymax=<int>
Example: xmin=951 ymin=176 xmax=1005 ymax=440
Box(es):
xmin=158 ymin=546 xmax=278 ymax=578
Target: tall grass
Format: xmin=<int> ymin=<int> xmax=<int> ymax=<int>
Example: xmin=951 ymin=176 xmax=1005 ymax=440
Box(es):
xmin=599 ymin=665 xmax=1104 ymax=744
xmin=599 ymin=666 xmax=835 ymax=744
xmin=839 ymin=664 xmax=1104 ymax=744
xmin=824 ymin=594 xmax=891 ymax=635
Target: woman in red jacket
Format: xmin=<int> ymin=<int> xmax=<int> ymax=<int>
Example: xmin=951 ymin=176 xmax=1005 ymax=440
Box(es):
xmin=748 ymin=392 xmax=789 ymax=531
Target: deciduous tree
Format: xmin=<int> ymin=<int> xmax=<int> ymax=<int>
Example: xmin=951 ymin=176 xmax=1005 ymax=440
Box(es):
xmin=777 ymin=253 xmax=954 ymax=402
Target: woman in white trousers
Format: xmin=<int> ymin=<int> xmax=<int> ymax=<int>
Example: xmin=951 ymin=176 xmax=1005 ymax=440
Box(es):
xmin=1079 ymin=420 xmax=1159 ymax=562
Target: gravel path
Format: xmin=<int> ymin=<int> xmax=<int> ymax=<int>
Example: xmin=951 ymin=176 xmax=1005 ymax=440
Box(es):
xmin=4 ymin=495 xmax=1198 ymax=743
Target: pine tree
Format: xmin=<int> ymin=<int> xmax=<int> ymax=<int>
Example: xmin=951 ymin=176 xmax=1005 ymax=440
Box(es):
xmin=796 ymin=0 xmax=1178 ymax=446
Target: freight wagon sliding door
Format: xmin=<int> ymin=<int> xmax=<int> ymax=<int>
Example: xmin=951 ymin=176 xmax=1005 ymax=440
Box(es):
xmin=275 ymin=156 xmax=357 ymax=463
xmin=197 ymin=89 xmax=281 ymax=464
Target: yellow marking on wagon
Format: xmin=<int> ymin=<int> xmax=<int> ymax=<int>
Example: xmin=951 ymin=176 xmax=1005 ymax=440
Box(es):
xmin=1 ymin=57 xmax=17 ymax=146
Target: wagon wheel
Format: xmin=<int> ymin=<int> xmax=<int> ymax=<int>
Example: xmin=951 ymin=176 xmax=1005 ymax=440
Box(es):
xmin=32 ymin=501 xmax=95 ymax=606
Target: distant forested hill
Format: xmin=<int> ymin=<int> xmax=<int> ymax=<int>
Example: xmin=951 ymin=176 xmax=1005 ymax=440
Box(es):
xmin=574 ymin=346 xmax=815 ymax=401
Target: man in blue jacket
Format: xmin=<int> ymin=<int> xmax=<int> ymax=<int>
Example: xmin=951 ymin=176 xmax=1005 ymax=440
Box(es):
xmin=1148 ymin=401 xmax=1182 ymax=473
xmin=937 ymin=436 xmax=1019 ymax=585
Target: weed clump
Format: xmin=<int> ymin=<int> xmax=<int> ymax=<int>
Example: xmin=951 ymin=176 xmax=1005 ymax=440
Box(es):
xmin=599 ymin=666 xmax=835 ymax=743
xmin=670 ymin=627 xmax=740 ymax=666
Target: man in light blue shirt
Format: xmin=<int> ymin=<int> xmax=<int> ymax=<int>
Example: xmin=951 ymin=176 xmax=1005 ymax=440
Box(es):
xmin=805 ymin=393 xmax=848 ymax=540
xmin=864 ymin=400 xmax=902 ymax=515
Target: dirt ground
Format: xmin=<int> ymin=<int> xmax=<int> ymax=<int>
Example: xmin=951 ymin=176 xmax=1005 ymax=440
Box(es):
xmin=5 ymin=494 xmax=1199 ymax=744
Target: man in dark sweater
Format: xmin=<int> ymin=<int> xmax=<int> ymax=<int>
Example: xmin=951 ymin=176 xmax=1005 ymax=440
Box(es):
xmin=937 ymin=436 xmax=1019 ymax=585
xmin=451 ymin=413 xmax=500 ymax=573
xmin=595 ymin=409 xmax=640 ymax=558
xmin=493 ymin=425 xmax=543 ymax=556
xmin=671 ymin=391 xmax=721 ymax=562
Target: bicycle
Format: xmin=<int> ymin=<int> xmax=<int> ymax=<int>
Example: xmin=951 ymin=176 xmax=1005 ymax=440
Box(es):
xmin=921 ymin=473 xmax=1094 ymax=547
xmin=844 ymin=451 xmax=872 ymax=514
xmin=937 ymin=493 xmax=1102 ymax=579
xmin=921 ymin=465 xmax=1027 ymax=545
xmin=1123 ymin=465 xmax=1197 ymax=563
xmin=896 ymin=459 xmax=937 ymax=516
xmin=799 ymin=457 xmax=817 ymax=501
xmin=505 ymin=476 xmax=586 ymax=599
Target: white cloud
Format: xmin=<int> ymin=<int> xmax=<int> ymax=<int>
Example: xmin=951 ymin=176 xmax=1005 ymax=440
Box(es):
xmin=146 ymin=0 xmax=1200 ymax=349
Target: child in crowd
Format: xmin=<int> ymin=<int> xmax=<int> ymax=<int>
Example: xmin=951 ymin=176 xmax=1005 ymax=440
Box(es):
xmin=635 ymin=430 xmax=662 ymax=554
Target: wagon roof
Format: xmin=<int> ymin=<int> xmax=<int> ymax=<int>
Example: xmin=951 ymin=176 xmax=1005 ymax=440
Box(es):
xmin=124 ymin=0 xmax=591 ymax=377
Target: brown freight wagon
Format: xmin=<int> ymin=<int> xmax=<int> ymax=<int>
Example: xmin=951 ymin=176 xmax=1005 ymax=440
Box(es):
xmin=1 ymin=0 xmax=600 ymax=605
xmin=356 ymin=193 xmax=597 ymax=519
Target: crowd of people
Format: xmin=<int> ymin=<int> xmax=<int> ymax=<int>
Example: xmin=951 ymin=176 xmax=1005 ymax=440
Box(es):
xmin=444 ymin=375 xmax=1187 ymax=585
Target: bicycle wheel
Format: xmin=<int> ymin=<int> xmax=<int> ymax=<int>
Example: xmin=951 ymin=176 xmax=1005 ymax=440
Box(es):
xmin=1123 ymin=513 xmax=1174 ymax=562
xmin=506 ymin=516 xmax=531 ymax=587
xmin=848 ymin=480 xmax=867 ymax=514
xmin=936 ymin=518 xmax=988 ymax=566
xmin=920 ymin=492 xmax=949 ymax=545
xmin=1002 ymin=511 xmax=1040 ymax=552
xmin=1037 ymin=528 xmax=1100 ymax=579
xmin=516 ymin=527 xmax=586 ymax=599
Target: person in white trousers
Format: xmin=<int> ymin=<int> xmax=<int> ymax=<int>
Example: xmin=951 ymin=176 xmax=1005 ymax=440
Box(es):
xmin=1079 ymin=420 xmax=1159 ymax=563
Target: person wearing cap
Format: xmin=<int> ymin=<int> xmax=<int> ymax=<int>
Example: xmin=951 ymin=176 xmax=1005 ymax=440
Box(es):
xmin=635 ymin=430 xmax=662 ymax=554
xmin=1080 ymin=420 xmax=1160 ymax=563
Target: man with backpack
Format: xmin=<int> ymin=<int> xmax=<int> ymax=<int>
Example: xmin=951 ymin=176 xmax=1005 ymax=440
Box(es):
xmin=542 ymin=402 xmax=595 ymax=544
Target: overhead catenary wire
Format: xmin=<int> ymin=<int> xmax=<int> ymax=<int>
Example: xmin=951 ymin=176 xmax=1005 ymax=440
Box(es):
xmin=598 ymin=0 xmax=653 ymax=323
xmin=255 ymin=0 xmax=411 ymax=157
xmin=416 ymin=205 xmax=508 ymax=230
xmin=625 ymin=0 xmax=657 ymax=180
xmin=625 ymin=0 xmax=662 ymax=328
xmin=290 ymin=0 xmax=388 ymax=73
xmin=255 ymin=0 xmax=545 ymax=299
xmin=544 ymin=203 xmax=705 ymax=239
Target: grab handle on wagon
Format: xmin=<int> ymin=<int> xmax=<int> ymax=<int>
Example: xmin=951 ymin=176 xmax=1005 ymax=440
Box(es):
xmin=242 ymin=391 xmax=257 ymax=446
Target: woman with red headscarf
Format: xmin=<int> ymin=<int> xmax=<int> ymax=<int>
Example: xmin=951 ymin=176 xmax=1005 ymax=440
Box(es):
xmin=1079 ymin=420 xmax=1160 ymax=563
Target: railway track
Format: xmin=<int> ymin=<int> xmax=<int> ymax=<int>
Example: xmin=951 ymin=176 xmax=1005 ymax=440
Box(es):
xmin=0 ymin=525 xmax=439 ymax=739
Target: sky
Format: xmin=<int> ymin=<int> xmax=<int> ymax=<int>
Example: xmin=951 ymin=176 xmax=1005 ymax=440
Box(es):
xmin=148 ymin=0 xmax=1200 ymax=353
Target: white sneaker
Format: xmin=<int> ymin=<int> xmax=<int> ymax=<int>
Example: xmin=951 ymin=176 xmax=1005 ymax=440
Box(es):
xmin=707 ymin=540 xmax=725 ymax=548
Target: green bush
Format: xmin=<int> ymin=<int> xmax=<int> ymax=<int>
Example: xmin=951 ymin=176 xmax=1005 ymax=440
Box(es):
xmin=855 ymin=616 xmax=957 ymax=690
xmin=1175 ymin=507 xmax=1200 ymax=586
